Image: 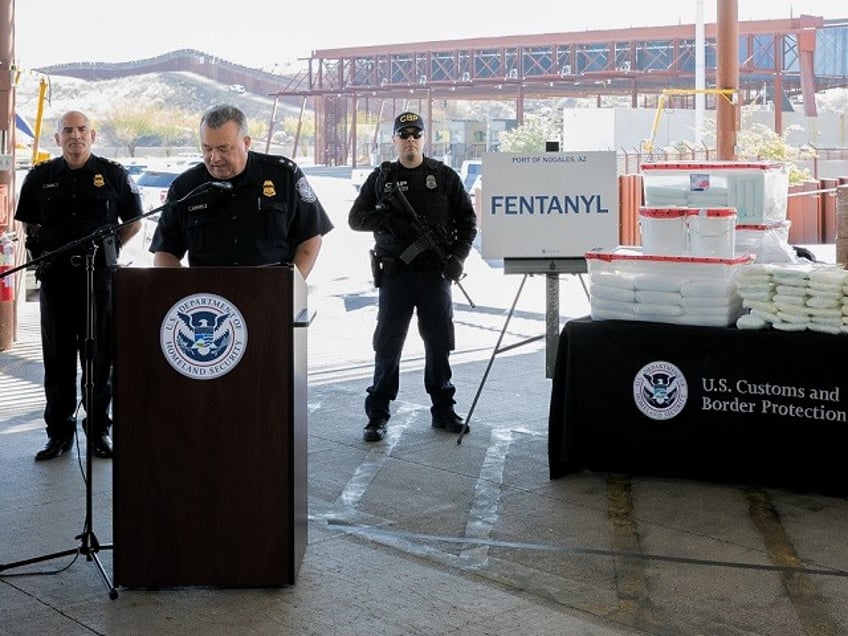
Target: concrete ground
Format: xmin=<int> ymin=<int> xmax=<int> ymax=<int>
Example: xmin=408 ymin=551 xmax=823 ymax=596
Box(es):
xmin=1 ymin=173 xmax=847 ymax=635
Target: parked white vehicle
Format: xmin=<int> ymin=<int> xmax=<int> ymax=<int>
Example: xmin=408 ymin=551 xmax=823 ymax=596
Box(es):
xmin=122 ymin=159 xmax=149 ymax=182
xmin=135 ymin=167 xmax=182 ymax=212
xmin=134 ymin=156 xmax=202 ymax=211
xmin=459 ymin=159 xmax=482 ymax=193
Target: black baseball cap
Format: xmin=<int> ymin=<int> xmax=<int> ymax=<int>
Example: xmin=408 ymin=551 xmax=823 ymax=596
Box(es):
xmin=393 ymin=111 xmax=424 ymax=135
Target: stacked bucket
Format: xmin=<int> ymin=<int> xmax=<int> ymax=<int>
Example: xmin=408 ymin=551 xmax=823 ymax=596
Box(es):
xmin=638 ymin=206 xmax=738 ymax=258
xmin=640 ymin=160 xmax=792 ymax=261
xmin=585 ymin=161 xmax=799 ymax=327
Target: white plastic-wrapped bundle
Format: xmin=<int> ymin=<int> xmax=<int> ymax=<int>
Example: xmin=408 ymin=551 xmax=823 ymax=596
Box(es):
xmin=813 ymin=268 xmax=848 ymax=335
xmin=641 ymin=161 xmax=789 ymax=224
xmin=735 ymin=264 xmax=776 ymax=329
xmin=736 ymin=263 xmax=848 ymax=334
xmin=770 ymin=264 xmax=813 ymax=331
xmin=741 ymin=298 xmax=779 ymax=325
xmin=806 ymin=268 xmax=845 ymax=333
xmin=738 ymin=312 xmax=770 ymax=329
xmin=586 ymin=247 xmax=750 ymax=326
xmin=735 ymin=221 xmax=797 ymax=263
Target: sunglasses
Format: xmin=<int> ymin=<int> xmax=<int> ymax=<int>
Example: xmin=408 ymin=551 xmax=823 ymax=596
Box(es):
xmin=397 ymin=130 xmax=423 ymax=140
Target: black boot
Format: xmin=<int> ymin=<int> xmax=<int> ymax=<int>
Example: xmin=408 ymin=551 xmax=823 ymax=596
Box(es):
xmin=83 ymin=417 xmax=114 ymax=458
xmin=431 ymin=410 xmax=468 ymax=434
xmin=363 ymin=418 xmax=387 ymax=442
xmin=35 ymin=436 xmax=74 ymax=461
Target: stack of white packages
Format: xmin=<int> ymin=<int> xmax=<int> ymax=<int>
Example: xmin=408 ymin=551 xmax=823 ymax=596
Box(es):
xmin=736 ymin=264 xmax=777 ymax=329
xmin=641 ymin=162 xmax=789 ymax=224
xmin=589 ymin=271 xmax=639 ymax=320
xmin=678 ymin=278 xmax=743 ymax=326
xmin=771 ymin=266 xmax=813 ymax=332
xmin=590 ymin=271 xmax=743 ymax=327
xmin=808 ymin=267 xmax=848 ymax=334
xmin=737 ymin=263 xmax=848 ymax=334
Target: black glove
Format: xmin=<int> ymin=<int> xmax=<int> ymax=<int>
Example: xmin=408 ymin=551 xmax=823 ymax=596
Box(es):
xmin=441 ymin=255 xmax=464 ymax=282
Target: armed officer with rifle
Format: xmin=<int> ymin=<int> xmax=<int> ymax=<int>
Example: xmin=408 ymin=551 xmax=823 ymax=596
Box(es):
xmin=349 ymin=111 xmax=478 ymax=442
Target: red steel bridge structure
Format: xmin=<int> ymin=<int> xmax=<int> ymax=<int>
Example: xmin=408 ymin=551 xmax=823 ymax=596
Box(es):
xmin=289 ymin=14 xmax=848 ymax=165
xmin=35 ymin=15 xmax=848 ymax=167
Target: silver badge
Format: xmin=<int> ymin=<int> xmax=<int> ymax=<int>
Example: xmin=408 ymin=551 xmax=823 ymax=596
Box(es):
xmin=426 ymin=175 xmax=437 ymax=190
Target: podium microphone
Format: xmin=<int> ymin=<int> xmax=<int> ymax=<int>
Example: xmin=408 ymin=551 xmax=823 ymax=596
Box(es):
xmin=178 ymin=180 xmax=234 ymax=203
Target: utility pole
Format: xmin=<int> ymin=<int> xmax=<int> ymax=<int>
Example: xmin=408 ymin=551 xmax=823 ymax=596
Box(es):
xmin=0 ymin=0 xmax=16 ymax=350
xmin=716 ymin=0 xmax=739 ymax=160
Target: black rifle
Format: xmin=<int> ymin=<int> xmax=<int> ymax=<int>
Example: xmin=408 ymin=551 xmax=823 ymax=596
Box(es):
xmin=380 ymin=170 xmax=475 ymax=307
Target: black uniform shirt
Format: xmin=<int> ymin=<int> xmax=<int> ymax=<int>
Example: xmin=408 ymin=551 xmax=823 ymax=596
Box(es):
xmin=15 ymin=154 xmax=143 ymax=266
xmin=149 ymin=151 xmax=334 ymax=266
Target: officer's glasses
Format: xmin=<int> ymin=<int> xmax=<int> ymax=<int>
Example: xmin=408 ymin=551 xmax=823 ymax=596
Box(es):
xmin=397 ymin=130 xmax=423 ymax=140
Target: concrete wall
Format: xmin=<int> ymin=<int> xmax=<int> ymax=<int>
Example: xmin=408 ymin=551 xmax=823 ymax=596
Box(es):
xmin=563 ymin=107 xmax=848 ymax=152
xmin=563 ymin=108 xmax=701 ymax=152
xmin=562 ymin=109 xmax=617 ymax=150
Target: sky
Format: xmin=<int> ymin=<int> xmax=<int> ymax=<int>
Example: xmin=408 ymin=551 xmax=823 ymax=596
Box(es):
xmin=12 ymin=0 xmax=847 ymax=72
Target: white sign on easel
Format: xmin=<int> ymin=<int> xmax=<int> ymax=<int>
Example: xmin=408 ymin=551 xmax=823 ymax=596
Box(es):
xmin=480 ymin=151 xmax=619 ymax=260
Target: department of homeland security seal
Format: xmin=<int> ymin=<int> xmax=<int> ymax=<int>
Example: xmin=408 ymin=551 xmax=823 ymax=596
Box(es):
xmin=632 ymin=361 xmax=688 ymax=420
xmin=159 ymin=293 xmax=248 ymax=380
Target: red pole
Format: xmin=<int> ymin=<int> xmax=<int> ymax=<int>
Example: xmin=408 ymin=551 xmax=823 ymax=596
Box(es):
xmin=716 ymin=0 xmax=739 ymax=160
xmin=0 ymin=0 xmax=17 ymax=350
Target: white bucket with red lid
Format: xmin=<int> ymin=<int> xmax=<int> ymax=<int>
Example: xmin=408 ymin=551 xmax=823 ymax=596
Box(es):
xmin=686 ymin=207 xmax=737 ymax=258
xmin=638 ymin=207 xmax=687 ymax=255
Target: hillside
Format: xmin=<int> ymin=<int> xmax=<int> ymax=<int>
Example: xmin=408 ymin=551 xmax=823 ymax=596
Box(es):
xmin=14 ymin=71 xmax=297 ymax=136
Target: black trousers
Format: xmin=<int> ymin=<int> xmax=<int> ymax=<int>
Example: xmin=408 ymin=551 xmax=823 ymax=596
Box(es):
xmin=39 ymin=264 xmax=114 ymax=439
xmin=365 ymin=268 xmax=456 ymax=421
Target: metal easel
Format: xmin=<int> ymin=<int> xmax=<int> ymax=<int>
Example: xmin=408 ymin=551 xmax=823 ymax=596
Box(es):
xmin=456 ymin=257 xmax=588 ymax=444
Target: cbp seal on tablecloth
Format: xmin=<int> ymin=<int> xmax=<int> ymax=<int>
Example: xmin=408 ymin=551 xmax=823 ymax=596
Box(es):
xmin=633 ymin=361 xmax=688 ymax=420
xmin=159 ymin=293 xmax=248 ymax=380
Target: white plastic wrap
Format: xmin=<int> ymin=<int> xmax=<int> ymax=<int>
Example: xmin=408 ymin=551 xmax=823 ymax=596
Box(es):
xmin=585 ymin=246 xmax=751 ymax=326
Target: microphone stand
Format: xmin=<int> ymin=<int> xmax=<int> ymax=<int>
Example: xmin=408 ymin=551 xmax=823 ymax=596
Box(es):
xmin=0 ymin=182 xmax=217 ymax=598
xmin=0 ymin=179 xmax=223 ymax=282
xmin=0 ymin=234 xmax=121 ymax=598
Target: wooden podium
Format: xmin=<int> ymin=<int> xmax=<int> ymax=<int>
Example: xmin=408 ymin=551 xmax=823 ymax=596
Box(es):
xmin=111 ymin=266 xmax=309 ymax=587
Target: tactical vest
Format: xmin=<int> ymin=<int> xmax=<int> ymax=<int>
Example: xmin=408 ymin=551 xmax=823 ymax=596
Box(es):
xmin=373 ymin=158 xmax=452 ymax=260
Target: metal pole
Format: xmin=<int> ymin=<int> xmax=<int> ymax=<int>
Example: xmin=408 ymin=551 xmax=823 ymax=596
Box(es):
xmin=545 ymin=274 xmax=559 ymax=379
xmin=0 ymin=0 xmax=16 ymax=349
xmin=694 ymin=0 xmax=705 ymax=147
xmin=716 ymin=0 xmax=739 ymax=160
xmin=265 ymin=96 xmax=278 ymax=154
xmin=836 ymin=184 xmax=848 ymax=266
xmin=0 ymin=0 xmax=14 ymax=222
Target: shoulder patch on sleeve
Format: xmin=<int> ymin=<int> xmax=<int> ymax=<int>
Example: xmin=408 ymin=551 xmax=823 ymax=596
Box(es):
xmin=296 ymin=176 xmax=318 ymax=203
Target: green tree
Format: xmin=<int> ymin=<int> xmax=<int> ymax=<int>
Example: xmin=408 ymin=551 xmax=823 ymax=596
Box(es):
xmin=676 ymin=109 xmax=814 ymax=185
xmin=281 ymin=115 xmax=315 ymax=156
xmin=497 ymin=113 xmax=561 ymax=153
xmin=736 ymin=120 xmax=814 ymax=185
xmin=155 ymin=108 xmax=197 ymax=151
xmin=98 ymin=102 xmax=196 ymax=156
xmin=97 ymin=103 xmax=158 ymax=157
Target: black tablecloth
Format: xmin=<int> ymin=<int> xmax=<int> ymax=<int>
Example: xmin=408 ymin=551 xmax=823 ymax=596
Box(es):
xmin=548 ymin=316 xmax=848 ymax=493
